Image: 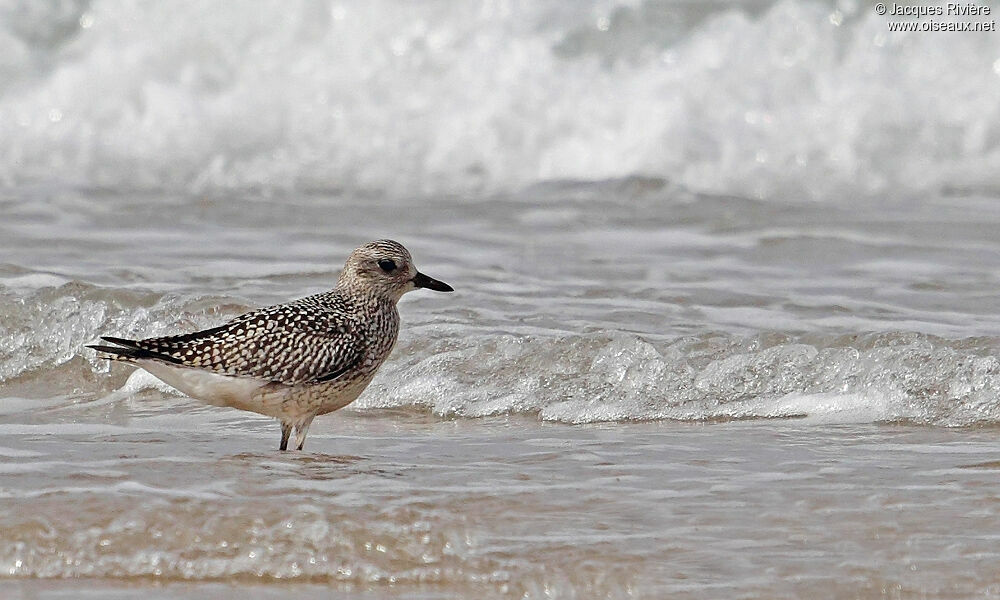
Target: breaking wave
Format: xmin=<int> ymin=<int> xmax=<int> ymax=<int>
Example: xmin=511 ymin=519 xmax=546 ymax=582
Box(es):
xmin=4 ymin=281 xmax=999 ymax=427
xmin=368 ymin=330 xmax=1000 ymax=426
xmin=1 ymin=0 xmax=999 ymax=198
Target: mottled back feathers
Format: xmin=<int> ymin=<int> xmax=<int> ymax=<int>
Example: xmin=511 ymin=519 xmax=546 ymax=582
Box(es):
xmin=110 ymin=291 xmax=379 ymax=385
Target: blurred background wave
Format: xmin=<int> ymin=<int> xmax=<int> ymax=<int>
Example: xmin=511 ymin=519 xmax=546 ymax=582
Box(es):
xmin=2 ymin=0 xmax=999 ymax=199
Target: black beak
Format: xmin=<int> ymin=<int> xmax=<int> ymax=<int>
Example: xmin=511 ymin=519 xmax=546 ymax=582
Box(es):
xmin=413 ymin=271 xmax=453 ymax=292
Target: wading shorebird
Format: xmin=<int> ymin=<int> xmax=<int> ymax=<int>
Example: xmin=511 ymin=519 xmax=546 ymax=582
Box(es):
xmin=88 ymin=239 xmax=452 ymax=451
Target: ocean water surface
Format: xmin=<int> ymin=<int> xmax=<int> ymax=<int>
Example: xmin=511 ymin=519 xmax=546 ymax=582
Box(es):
xmin=3 ymin=1 xmax=1000 ymax=598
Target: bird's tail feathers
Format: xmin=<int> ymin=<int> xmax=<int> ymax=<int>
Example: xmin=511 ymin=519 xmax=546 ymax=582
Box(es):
xmin=86 ymin=341 xmax=143 ymax=363
xmin=97 ymin=336 xmax=142 ymax=349
xmin=86 ymin=336 xmax=181 ymax=365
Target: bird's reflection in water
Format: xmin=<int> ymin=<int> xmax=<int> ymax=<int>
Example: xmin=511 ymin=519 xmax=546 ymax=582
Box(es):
xmin=224 ymin=452 xmax=405 ymax=482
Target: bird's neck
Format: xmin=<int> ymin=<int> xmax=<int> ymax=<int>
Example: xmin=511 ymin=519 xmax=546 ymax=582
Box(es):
xmin=337 ymin=284 xmax=400 ymax=309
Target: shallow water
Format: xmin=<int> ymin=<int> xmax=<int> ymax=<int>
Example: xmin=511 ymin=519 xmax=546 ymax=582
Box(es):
xmin=4 ymin=0 xmax=1000 ymax=598
xmin=7 ymin=413 xmax=1000 ymax=599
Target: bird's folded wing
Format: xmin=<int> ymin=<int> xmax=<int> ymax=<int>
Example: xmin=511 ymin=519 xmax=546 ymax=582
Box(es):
xmin=125 ymin=303 xmax=365 ymax=385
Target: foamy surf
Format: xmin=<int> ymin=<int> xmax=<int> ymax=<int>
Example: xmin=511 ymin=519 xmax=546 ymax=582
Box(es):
xmin=364 ymin=331 xmax=1000 ymax=426
xmin=8 ymin=282 xmax=996 ymax=427
xmin=1 ymin=1 xmax=998 ymax=199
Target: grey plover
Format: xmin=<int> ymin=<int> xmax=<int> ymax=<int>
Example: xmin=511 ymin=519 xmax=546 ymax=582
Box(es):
xmin=88 ymin=239 xmax=452 ymax=451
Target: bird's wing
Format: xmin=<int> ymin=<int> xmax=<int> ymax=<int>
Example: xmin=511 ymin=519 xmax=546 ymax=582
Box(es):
xmin=99 ymin=296 xmax=366 ymax=385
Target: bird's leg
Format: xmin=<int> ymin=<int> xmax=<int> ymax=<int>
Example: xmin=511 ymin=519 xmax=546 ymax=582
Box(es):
xmin=293 ymin=417 xmax=314 ymax=451
xmin=279 ymin=421 xmax=292 ymax=451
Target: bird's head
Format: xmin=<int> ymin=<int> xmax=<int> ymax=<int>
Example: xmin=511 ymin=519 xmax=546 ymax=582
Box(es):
xmin=338 ymin=239 xmax=453 ymax=302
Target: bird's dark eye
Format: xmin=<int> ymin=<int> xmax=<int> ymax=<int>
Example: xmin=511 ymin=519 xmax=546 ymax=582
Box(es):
xmin=378 ymin=259 xmax=397 ymax=273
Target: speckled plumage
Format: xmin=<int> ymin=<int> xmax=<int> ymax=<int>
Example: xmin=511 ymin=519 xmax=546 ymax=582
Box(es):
xmin=88 ymin=239 xmax=453 ymax=451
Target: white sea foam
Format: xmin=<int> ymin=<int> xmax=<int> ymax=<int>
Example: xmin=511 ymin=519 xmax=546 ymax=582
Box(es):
xmin=0 ymin=273 xmax=71 ymax=291
xmin=2 ymin=278 xmax=998 ymax=427
xmin=361 ymin=331 xmax=1000 ymax=426
xmin=1 ymin=0 xmax=998 ymax=198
